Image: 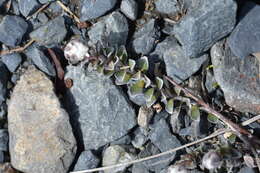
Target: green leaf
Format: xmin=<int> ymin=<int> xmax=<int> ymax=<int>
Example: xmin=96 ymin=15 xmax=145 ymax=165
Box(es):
xmin=129 ymin=80 xmax=145 ymax=95
xmin=156 ymin=77 xmax=163 ymax=90
xmin=165 ymin=98 xmax=174 ymax=114
xmin=190 ymin=105 xmax=200 ymax=121
xmin=104 ymin=61 xmax=115 ymax=71
xmin=128 ymin=59 xmax=136 ymax=71
xmin=146 ymin=95 xmax=157 ymax=107
xmin=103 ymin=69 xmax=114 ymax=77
xmin=115 ymin=70 xmax=131 ymax=85
xmin=144 ymin=88 xmax=154 ymax=101
xmin=144 ymin=75 xmax=151 ymax=88
xmin=227 ymin=134 xmax=236 ymax=144
xmin=207 ymin=113 xmax=219 ymax=124
xmin=132 ymin=71 xmax=142 ymax=80
xmin=161 ymin=91 xmax=167 ymax=104
xmin=137 ymin=56 xmax=149 ymax=71
xmin=97 ymin=65 xmax=104 ymax=73
xmin=117 ymin=46 xmax=128 ymax=63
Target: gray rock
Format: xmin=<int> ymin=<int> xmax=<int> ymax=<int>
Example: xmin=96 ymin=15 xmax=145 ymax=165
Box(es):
xmin=19 ymin=0 xmax=40 ymax=17
xmin=172 ymin=0 xmax=237 ymax=58
xmin=73 ymin=150 xmax=99 ymax=171
xmin=0 ymin=129 xmax=8 ymax=151
xmin=65 ymin=65 xmax=136 ymax=150
xmin=0 ymin=62 xmax=8 ymax=105
xmin=130 ymin=19 xmax=160 ymax=55
xmin=163 ymin=38 xmax=208 ymax=83
xmin=25 ymin=45 xmax=56 ymax=76
xmin=155 ymin=0 xmax=179 ymax=16
xmin=127 ymin=91 xmax=146 ymax=106
xmin=228 ymin=2 xmax=260 ymax=59
xmin=238 ymin=166 xmax=255 ymax=173
xmin=37 ymin=13 xmax=49 ymax=24
xmin=8 ymin=66 xmax=77 ymax=173
xmin=1 ymin=53 xmax=22 ymax=72
xmin=110 ymin=135 xmax=132 ymax=145
xmin=11 ymin=0 xmax=20 ymax=15
xmin=120 ymin=0 xmax=138 ymax=20
xmin=211 ymin=40 xmax=260 ymax=114
xmin=38 ymin=0 xmax=55 ymax=4
xmin=0 ymin=151 xmax=3 ymax=163
xmin=80 ymin=0 xmax=117 ymax=21
xmin=88 ymin=12 xmax=128 ymax=47
xmin=132 ymin=163 xmax=149 ymax=173
xmin=0 ymin=15 xmax=28 ymax=47
xmin=30 ymin=16 xmax=67 ymax=46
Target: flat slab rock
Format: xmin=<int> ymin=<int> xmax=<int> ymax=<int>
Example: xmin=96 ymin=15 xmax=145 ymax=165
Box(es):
xmin=8 ymin=66 xmax=77 ymax=173
xmin=65 ymin=65 xmax=136 ymax=150
xmin=211 ymin=40 xmax=260 ymax=114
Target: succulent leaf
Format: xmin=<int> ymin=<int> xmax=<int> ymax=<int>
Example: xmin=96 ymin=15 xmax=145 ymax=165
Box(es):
xmin=146 ymin=95 xmax=157 ymax=107
xmin=156 ymin=77 xmax=163 ymax=90
xmin=207 ymin=113 xmax=219 ymax=124
xmin=129 ymin=79 xmax=145 ymax=95
xmin=190 ymin=105 xmax=200 ymax=121
xmin=165 ymin=98 xmax=174 ymax=114
xmin=144 ymin=88 xmax=154 ymax=101
xmin=132 ymin=71 xmax=142 ymax=80
xmin=128 ymin=59 xmax=136 ymax=71
xmin=137 ymin=56 xmax=149 ymax=71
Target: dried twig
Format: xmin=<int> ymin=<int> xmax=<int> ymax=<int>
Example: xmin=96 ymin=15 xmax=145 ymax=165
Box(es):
xmin=0 ymin=39 xmax=35 ymax=56
xmin=56 ymin=0 xmax=80 ymax=23
xmin=26 ymin=3 xmax=50 ymax=20
xmin=47 ymin=48 xmax=64 ymax=80
xmin=70 ymin=115 xmax=260 ymax=173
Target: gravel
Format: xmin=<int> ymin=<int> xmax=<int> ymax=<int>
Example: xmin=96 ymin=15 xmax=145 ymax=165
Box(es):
xmin=18 ymin=0 xmax=40 ymax=17
xmin=120 ymin=0 xmax=138 ymax=20
xmin=73 ymin=150 xmax=100 ymax=171
xmin=1 ymin=53 xmax=22 ymax=72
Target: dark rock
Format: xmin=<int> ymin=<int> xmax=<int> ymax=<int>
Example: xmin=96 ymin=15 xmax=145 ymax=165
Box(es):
xmin=0 ymin=103 xmax=7 ymax=120
xmin=238 ymin=166 xmax=255 ymax=173
xmin=110 ymin=135 xmax=132 ymax=145
xmin=88 ymin=12 xmax=128 ymax=47
xmin=0 ymin=151 xmax=3 ymax=163
xmin=120 ymin=0 xmax=138 ymax=20
xmin=228 ymin=2 xmax=260 ymax=59
xmin=80 ymin=0 xmax=117 ymax=21
xmin=25 ymin=45 xmax=56 ymax=76
xmin=19 ymin=0 xmax=40 ymax=17
xmin=211 ymin=40 xmax=260 ymax=114
xmin=30 ymin=16 xmax=67 ymax=46
xmin=73 ymin=150 xmax=99 ymax=171
xmin=65 ymin=65 xmax=136 ymax=150
xmin=0 ymin=15 xmax=28 ymax=47
xmin=1 ymin=53 xmax=22 ymax=72
xmin=0 ymin=62 xmax=8 ymax=105
xmin=0 ymin=129 xmax=8 ymax=151
xmin=172 ymin=0 xmax=237 ymax=58
xmin=130 ymin=19 xmax=160 ymax=55
xmin=163 ymin=37 xmax=208 ymax=83
xmin=155 ymin=0 xmax=179 ymax=16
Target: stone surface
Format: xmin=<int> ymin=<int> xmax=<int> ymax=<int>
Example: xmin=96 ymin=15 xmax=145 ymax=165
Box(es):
xmin=19 ymin=0 xmax=40 ymax=17
xmin=80 ymin=0 xmax=117 ymax=21
xmin=172 ymin=0 xmax=237 ymax=58
xmin=0 ymin=151 xmax=3 ymax=163
xmin=73 ymin=150 xmax=99 ymax=171
xmin=132 ymin=163 xmax=149 ymax=173
xmin=102 ymin=145 xmax=135 ymax=173
xmin=163 ymin=37 xmax=208 ymax=83
xmin=0 ymin=15 xmax=28 ymax=47
xmin=0 ymin=129 xmax=8 ymax=151
xmin=228 ymin=2 xmax=260 ymax=59
xmin=88 ymin=11 xmax=129 ymax=47
xmin=211 ymin=40 xmax=260 ymax=114
xmin=38 ymin=0 xmax=55 ymax=4
xmin=30 ymin=16 xmax=67 ymax=46
xmin=155 ymin=0 xmax=179 ymax=16
xmin=0 ymin=62 xmax=8 ymax=105
xmin=120 ymin=0 xmax=138 ymax=20
xmin=0 ymin=163 xmax=19 ymax=173
xmin=137 ymin=106 xmax=154 ymax=128
xmin=238 ymin=166 xmax=255 ymax=173
xmin=25 ymin=45 xmax=56 ymax=76
xmin=130 ymin=19 xmax=160 ymax=55
xmin=65 ymin=65 xmax=136 ymax=150
xmin=1 ymin=53 xmax=22 ymax=72
xmin=8 ymin=66 xmax=77 ymax=173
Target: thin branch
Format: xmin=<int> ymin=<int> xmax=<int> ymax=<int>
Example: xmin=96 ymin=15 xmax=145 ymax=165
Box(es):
xmin=26 ymin=3 xmax=50 ymax=20
xmin=47 ymin=48 xmax=64 ymax=80
xmin=0 ymin=39 xmax=35 ymax=56
xmin=70 ymin=115 xmax=260 ymax=173
xmin=56 ymin=0 xmax=80 ymax=23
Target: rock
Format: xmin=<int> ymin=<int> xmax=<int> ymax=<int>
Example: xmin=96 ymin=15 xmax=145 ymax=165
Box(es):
xmin=11 ymin=1 xmax=20 ymax=15
xmin=127 ymin=91 xmax=146 ymax=106
xmin=37 ymin=13 xmax=49 ymax=24
xmin=30 ymin=16 xmax=67 ymax=46
xmin=0 ymin=129 xmax=8 ymax=151
xmin=132 ymin=163 xmax=149 ymax=173
xmin=130 ymin=19 xmax=160 ymax=55
xmin=73 ymin=150 xmax=99 ymax=171
xmin=120 ymin=0 xmax=138 ymax=20
xmin=110 ymin=135 xmax=132 ymax=145
xmin=102 ymin=145 xmax=135 ymax=173
xmin=131 ymin=131 xmax=148 ymax=149
xmin=0 ymin=163 xmax=19 ymax=173
xmin=228 ymin=2 xmax=260 ymax=59
xmin=172 ymin=0 xmax=237 ymax=58
xmin=80 ymin=0 xmax=117 ymax=21
xmin=0 ymin=151 xmax=3 ymax=163
xmin=88 ymin=11 xmax=128 ymax=47
xmin=65 ymin=65 xmax=136 ymax=150
xmin=211 ymin=40 xmax=260 ymax=114
xmin=0 ymin=15 xmax=28 ymax=47
xmin=38 ymin=0 xmax=55 ymax=4
xmin=25 ymin=45 xmax=56 ymax=76
xmin=1 ymin=53 xmax=22 ymax=72
xmin=137 ymin=106 xmax=154 ymax=128
xmin=163 ymin=37 xmax=208 ymax=83
xmin=19 ymin=0 xmax=40 ymax=17
xmin=155 ymin=0 xmax=179 ymax=16
xmin=0 ymin=62 xmax=8 ymax=105
xmin=238 ymin=166 xmax=255 ymax=173
xmin=8 ymin=66 xmax=77 ymax=173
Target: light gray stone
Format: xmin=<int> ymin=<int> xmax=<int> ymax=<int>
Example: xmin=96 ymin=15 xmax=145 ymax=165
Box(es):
xmin=1 ymin=53 xmax=22 ymax=72
xmin=155 ymin=0 xmax=179 ymax=16
xmin=120 ymin=0 xmax=138 ymax=20
xmin=73 ymin=150 xmax=99 ymax=171
xmin=19 ymin=0 xmax=40 ymax=17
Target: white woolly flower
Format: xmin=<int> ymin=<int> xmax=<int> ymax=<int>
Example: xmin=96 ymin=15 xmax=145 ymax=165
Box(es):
xmin=202 ymin=151 xmax=222 ymax=170
xmin=168 ymin=165 xmax=189 ymax=173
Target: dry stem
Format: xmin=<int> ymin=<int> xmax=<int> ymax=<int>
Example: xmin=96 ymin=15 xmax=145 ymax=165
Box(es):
xmin=0 ymin=39 xmax=35 ymax=56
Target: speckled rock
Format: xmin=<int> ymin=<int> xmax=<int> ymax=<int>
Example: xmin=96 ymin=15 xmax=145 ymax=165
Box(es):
xmin=19 ymin=0 xmax=40 ymax=17
xmin=1 ymin=53 xmax=22 ymax=72
xmin=73 ymin=150 xmax=99 ymax=171
xmin=120 ymin=0 xmax=138 ymax=20
xmin=155 ymin=0 xmax=179 ymax=16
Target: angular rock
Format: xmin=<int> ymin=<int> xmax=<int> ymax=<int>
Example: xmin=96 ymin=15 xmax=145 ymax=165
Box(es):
xmin=65 ymin=65 xmax=136 ymax=150
xmin=11 ymin=1 xmax=20 ymax=15
xmin=0 ymin=15 xmax=28 ymax=47
xmin=73 ymin=150 xmax=99 ymax=171
xmin=0 ymin=62 xmax=8 ymax=105
xmin=30 ymin=16 xmax=67 ymax=46
xmin=1 ymin=53 xmax=22 ymax=72
xmin=132 ymin=163 xmax=149 ymax=173
xmin=25 ymin=45 xmax=56 ymax=76
xmin=155 ymin=0 xmax=179 ymax=16
xmin=0 ymin=129 xmax=8 ymax=151
xmin=211 ymin=40 xmax=260 ymax=114
xmin=8 ymin=66 xmax=77 ymax=173
xmin=172 ymin=0 xmax=237 ymax=58
xmin=120 ymin=0 xmax=138 ymax=20
xmin=163 ymin=37 xmax=208 ymax=83
xmin=228 ymin=2 xmax=260 ymax=59
xmin=238 ymin=166 xmax=255 ymax=173
xmin=80 ymin=0 xmax=117 ymax=21
xmin=19 ymin=0 xmax=40 ymax=17
xmin=88 ymin=12 xmax=128 ymax=47
xmin=130 ymin=19 xmax=160 ymax=55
